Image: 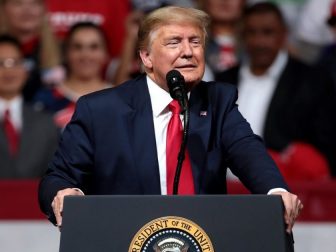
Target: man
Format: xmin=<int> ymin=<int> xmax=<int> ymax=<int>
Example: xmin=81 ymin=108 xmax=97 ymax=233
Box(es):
xmin=319 ymin=0 xmax=336 ymax=89
xmin=317 ymin=0 xmax=336 ymax=177
xmin=200 ymin=0 xmax=246 ymax=75
xmin=216 ymin=2 xmax=335 ymax=178
xmin=39 ymin=6 xmax=302 ymax=233
xmin=0 ymin=35 xmax=59 ymax=178
xmin=45 ymin=0 xmax=129 ymax=58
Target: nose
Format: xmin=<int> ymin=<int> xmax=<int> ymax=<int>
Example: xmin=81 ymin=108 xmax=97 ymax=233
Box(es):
xmin=181 ymin=41 xmax=193 ymax=58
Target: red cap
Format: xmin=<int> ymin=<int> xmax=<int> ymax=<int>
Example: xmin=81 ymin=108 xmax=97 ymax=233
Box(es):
xmin=268 ymin=142 xmax=330 ymax=181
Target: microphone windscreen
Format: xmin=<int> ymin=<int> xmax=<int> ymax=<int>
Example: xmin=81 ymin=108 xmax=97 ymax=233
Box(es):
xmin=166 ymin=70 xmax=185 ymax=100
xmin=166 ymin=70 xmax=183 ymax=83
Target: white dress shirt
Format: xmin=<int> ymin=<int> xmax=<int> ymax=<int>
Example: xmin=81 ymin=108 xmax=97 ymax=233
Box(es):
xmin=0 ymin=96 xmax=23 ymax=132
xmin=147 ymin=76 xmax=175 ymax=195
xmin=237 ymin=51 xmax=288 ymax=137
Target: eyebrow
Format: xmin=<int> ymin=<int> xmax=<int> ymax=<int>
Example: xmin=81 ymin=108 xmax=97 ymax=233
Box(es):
xmin=164 ymin=34 xmax=202 ymax=41
xmin=164 ymin=35 xmax=182 ymax=41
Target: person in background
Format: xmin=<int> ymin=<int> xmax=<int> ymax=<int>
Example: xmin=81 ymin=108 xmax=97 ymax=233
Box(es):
xmin=318 ymin=0 xmax=336 ymax=91
xmin=131 ymin=0 xmax=195 ymax=11
xmin=38 ymin=6 xmax=302 ymax=235
xmin=0 ymin=34 xmax=58 ymax=178
xmin=316 ymin=0 xmax=336 ymax=177
xmin=45 ymin=0 xmax=130 ymax=59
xmin=293 ymin=0 xmax=335 ymax=64
xmin=107 ymin=10 xmax=144 ymax=86
xmin=0 ymin=0 xmax=63 ymax=101
xmin=33 ymin=22 xmax=112 ymax=129
xmin=216 ymin=2 xmax=335 ymax=179
xmin=198 ymin=0 xmax=246 ymax=76
xmin=247 ymin=0 xmax=320 ymax=64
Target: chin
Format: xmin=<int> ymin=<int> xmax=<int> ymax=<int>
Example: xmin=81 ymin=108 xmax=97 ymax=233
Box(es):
xmin=184 ymin=73 xmax=202 ymax=82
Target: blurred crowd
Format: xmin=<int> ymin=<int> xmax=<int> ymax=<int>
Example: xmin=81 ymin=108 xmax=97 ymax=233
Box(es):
xmin=0 ymin=0 xmax=336 ymax=181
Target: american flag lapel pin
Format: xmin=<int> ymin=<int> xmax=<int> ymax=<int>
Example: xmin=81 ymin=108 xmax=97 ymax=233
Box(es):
xmin=200 ymin=111 xmax=207 ymax=117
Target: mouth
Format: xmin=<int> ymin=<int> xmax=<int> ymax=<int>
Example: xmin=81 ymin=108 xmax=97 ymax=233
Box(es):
xmin=77 ymin=61 xmax=96 ymax=68
xmin=175 ymin=64 xmax=197 ymax=70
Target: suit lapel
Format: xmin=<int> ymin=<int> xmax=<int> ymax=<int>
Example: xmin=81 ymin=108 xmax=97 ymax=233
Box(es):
xmin=0 ymin=122 xmax=8 ymax=154
xmin=188 ymin=82 xmax=212 ymax=193
xmin=16 ymin=105 xmax=35 ymax=175
xmin=263 ymin=59 xmax=292 ymax=143
xmin=0 ymin=122 xmax=13 ymax=177
xmin=0 ymin=105 xmax=32 ymax=177
xmin=127 ymin=76 xmax=161 ymax=194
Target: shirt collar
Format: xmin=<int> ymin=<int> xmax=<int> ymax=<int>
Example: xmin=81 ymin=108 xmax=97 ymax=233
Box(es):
xmin=0 ymin=96 xmax=22 ymax=119
xmin=146 ymin=75 xmax=173 ymax=118
xmin=241 ymin=50 xmax=288 ymax=79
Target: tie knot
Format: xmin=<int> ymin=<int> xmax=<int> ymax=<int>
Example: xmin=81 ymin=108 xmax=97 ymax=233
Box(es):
xmin=168 ymin=100 xmax=181 ymax=115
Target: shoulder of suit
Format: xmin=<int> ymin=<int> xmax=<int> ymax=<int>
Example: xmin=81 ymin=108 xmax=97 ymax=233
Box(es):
xmin=75 ymin=75 xmax=148 ymax=114
xmin=193 ymin=81 xmax=238 ymax=105
xmin=80 ymin=75 xmax=146 ymax=101
xmin=23 ymin=104 xmax=58 ymax=129
xmin=285 ymin=57 xmax=324 ymax=83
xmin=215 ymin=65 xmax=241 ymax=84
xmin=24 ymin=103 xmax=53 ymax=118
xmin=286 ymin=56 xmax=313 ymax=71
xmin=199 ymin=80 xmax=237 ymax=93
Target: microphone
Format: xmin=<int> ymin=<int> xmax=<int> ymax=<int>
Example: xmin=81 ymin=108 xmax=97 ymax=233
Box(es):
xmin=166 ymin=70 xmax=188 ymax=112
xmin=165 ymin=70 xmax=190 ymax=195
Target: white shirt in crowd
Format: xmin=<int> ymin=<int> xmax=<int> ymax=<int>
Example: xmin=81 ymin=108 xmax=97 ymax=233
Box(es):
xmin=0 ymin=96 xmax=23 ymax=132
xmin=237 ymin=50 xmax=288 ymax=137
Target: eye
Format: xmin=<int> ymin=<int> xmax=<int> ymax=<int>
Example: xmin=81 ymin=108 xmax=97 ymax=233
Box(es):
xmin=0 ymin=58 xmax=24 ymax=68
xmin=89 ymin=43 xmax=101 ymax=50
xmin=190 ymin=38 xmax=201 ymax=46
xmin=70 ymin=43 xmax=83 ymax=51
xmin=167 ymin=39 xmax=179 ymax=45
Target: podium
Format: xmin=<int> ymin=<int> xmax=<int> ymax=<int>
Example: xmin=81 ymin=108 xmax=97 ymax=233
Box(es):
xmin=59 ymin=195 xmax=293 ymax=252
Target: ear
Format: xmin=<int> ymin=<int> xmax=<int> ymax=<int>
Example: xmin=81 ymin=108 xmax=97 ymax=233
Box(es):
xmin=139 ymin=49 xmax=153 ymax=69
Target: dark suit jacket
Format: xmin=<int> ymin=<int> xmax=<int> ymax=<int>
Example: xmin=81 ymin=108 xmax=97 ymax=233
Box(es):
xmin=216 ymin=57 xmax=336 ymax=175
xmin=38 ymin=75 xmax=287 ymax=223
xmin=0 ymin=104 xmax=59 ymax=178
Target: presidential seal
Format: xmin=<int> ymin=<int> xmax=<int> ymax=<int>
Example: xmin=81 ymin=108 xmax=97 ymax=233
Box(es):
xmin=129 ymin=216 xmax=214 ymax=252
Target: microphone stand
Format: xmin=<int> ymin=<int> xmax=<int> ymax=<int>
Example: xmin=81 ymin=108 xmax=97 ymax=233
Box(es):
xmin=172 ymin=96 xmax=190 ymax=195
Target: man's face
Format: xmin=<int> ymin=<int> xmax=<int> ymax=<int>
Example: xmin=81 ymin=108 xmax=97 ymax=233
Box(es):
xmin=206 ymin=0 xmax=245 ymax=23
xmin=4 ymin=0 xmax=44 ymax=34
xmin=140 ymin=23 xmax=205 ymax=91
xmin=243 ymin=12 xmax=286 ymax=72
xmin=0 ymin=43 xmax=27 ymax=99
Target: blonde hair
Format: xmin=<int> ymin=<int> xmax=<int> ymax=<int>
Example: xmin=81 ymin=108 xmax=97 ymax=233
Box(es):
xmin=138 ymin=6 xmax=210 ymax=51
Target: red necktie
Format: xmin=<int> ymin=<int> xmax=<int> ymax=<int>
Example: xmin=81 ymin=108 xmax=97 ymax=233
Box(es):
xmin=3 ymin=109 xmax=19 ymax=156
xmin=166 ymin=100 xmax=195 ymax=195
